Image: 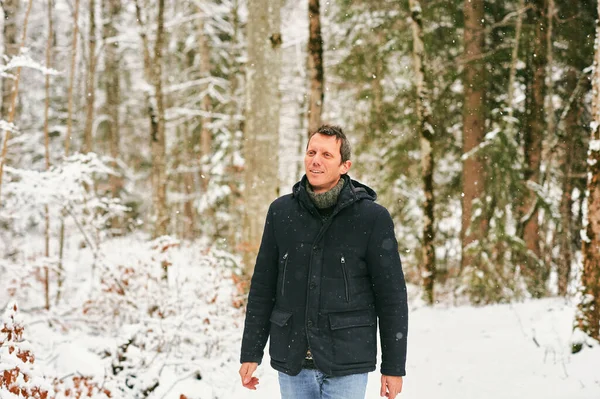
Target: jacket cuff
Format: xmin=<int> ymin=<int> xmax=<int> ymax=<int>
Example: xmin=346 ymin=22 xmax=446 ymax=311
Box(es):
xmin=380 ymin=365 xmax=406 ymax=377
xmin=240 ymin=352 xmax=263 ymax=365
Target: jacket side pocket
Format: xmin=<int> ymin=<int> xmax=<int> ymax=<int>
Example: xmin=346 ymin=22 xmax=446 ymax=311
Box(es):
xmin=269 ymin=308 xmax=293 ymax=362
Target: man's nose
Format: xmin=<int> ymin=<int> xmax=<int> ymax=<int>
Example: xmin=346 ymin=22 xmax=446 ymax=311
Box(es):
xmin=311 ymin=155 xmax=322 ymax=165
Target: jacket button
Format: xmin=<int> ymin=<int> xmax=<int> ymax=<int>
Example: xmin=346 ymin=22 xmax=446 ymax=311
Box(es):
xmin=313 ymin=245 xmax=319 ymax=251
xmin=309 ymin=282 xmax=316 ymax=289
xmin=307 ymin=320 xmax=313 ymax=327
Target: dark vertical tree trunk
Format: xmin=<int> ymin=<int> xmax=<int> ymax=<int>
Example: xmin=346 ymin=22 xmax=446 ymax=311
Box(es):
xmin=83 ymin=0 xmax=97 ymax=154
xmin=182 ymin=122 xmax=196 ymax=240
xmin=65 ymin=0 xmax=81 ymax=156
xmin=57 ymin=0 xmax=81 ymax=305
xmin=409 ymin=0 xmax=436 ymax=305
xmin=134 ymin=0 xmax=168 ymax=241
xmin=1 ymin=0 xmax=19 ymax=119
xmin=574 ymin=0 xmax=600 ymax=345
xmin=197 ymin=5 xmax=212 ymax=194
xmin=43 ymin=0 xmax=54 ymax=311
xmin=520 ymin=0 xmax=548 ymax=298
xmin=0 ymin=0 xmax=32 ymax=203
xmin=508 ymin=0 xmax=526 ymax=118
xmin=227 ymin=0 xmax=243 ymax=249
xmin=103 ymin=0 xmax=122 ymax=203
xmin=558 ymin=69 xmax=579 ymax=296
xmin=152 ymin=0 xmax=168 ymax=240
xmin=307 ymin=0 xmax=324 ymax=135
xmin=461 ymin=0 xmax=486 ymax=271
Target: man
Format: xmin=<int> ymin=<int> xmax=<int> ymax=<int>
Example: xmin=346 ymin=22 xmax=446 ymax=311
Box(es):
xmin=239 ymin=125 xmax=408 ymax=399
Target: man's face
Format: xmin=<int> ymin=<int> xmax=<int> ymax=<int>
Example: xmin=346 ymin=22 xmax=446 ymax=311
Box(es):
xmin=304 ymin=133 xmax=352 ymax=194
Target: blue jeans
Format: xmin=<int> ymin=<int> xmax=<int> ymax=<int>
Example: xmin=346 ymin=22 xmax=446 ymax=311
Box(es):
xmin=278 ymin=369 xmax=368 ymax=399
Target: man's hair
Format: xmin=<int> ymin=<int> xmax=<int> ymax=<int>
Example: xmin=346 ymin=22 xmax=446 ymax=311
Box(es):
xmin=308 ymin=124 xmax=352 ymax=163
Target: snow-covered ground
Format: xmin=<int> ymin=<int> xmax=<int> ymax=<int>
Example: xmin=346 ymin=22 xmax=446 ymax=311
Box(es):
xmin=2 ymin=235 xmax=599 ymax=399
xmin=230 ymin=297 xmax=600 ymax=399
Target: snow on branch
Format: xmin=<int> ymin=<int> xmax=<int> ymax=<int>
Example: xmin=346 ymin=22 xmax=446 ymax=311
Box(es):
xmin=0 ymin=54 xmax=60 ymax=77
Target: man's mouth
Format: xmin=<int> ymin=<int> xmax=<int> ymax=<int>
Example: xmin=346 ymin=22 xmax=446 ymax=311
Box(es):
xmin=310 ymin=170 xmax=323 ymax=174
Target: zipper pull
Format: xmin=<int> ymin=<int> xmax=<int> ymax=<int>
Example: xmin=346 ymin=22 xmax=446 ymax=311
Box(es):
xmin=341 ymin=256 xmax=345 ymax=263
xmin=283 ymin=252 xmax=288 ymax=260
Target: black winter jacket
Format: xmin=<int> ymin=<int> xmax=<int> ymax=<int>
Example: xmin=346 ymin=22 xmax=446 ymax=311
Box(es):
xmin=240 ymin=175 xmax=408 ymax=377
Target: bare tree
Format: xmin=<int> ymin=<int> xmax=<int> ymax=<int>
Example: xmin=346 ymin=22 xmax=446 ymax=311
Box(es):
xmin=103 ymin=0 xmax=122 ymax=202
xmin=65 ymin=0 xmax=81 ymax=156
xmin=83 ymin=0 xmax=97 ymax=154
xmin=151 ymin=0 xmax=168 ymax=239
xmin=307 ymin=0 xmax=324 ymax=135
xmin=57 ymin=0 xmax=81 ymax=304
xmin=409 ymin=0 xmax=436 ymax=305
xmin=0 ymin=0 xmax=34 ymax=203
xmin=134 ymin=0 xmax=168 ymax=240
xmin=197 ymin=5 xmax=213 ymax=193
xmin=1 ymin=0 xmax=19 ymax=119
xmin=44 ymin=0 xmax=55 ymax=310
xmin=242 ymin=0 xmax=283 ymax=274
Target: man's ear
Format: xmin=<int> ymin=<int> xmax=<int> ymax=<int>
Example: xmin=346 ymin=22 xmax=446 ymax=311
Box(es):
xmin=341 ymin=160 xmax=352 ymax=174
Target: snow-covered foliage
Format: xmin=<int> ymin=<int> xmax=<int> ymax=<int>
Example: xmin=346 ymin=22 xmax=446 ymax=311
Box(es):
xmin=1 ymin=234 xmax=244 ymax=399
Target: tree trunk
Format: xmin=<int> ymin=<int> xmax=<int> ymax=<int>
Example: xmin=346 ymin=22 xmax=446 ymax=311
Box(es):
xmin=307 ymin=0 xmax=324 ymax=135
xmin=198 ymin=5 xmax=212 ymax=195
xmin=242 ymin=0 xmax=282 ymax=275
xmin=182 ymin=122 xmax=196 ymax=240
xmin=545 ymin=0 xmax=555 ymax=140
xmin=65 ymin=0 xmax=81 ymax=156
xmin=409 ymin=0 xmax=436 ymax=305
xmin=370 ymin=32 xmax=385 ymax=140
xmin=103 ymin=0 xmax=122 ymax=207
xmin=557 ymin=69 xmax=579 ymax=296
xmin=227 ymin=0 xmax=243 ymax=250
xmin=520 ymin=0 xmax=548 ymax=298
xmin=0 ymin=0 xmax=33 ymax=204
xmin=508 ymin=0 xmax=526 ymax=118
xmin=83 ymin=0 xmax=97 ymax=154
xmin=1 ymin=0 xmax=19 ymax=119
xmin=134 ymin=0 xmax=168 ymax=240
xmin=461 ymin=0 xmax=486 ymax=271
xmin=56 ymin=0 xmax=81 ymax=305
xmin=574 ymin=0 xmax=600 ymax=345
xmin=43 ymin=0 xmax=54 ymax=311
xmin=152 ymin=0 xmax=168 ymax=240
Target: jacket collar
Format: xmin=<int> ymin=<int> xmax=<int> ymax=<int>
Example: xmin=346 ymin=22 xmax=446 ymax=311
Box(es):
xmin=292 ymin=174 xmax=377 ymax=217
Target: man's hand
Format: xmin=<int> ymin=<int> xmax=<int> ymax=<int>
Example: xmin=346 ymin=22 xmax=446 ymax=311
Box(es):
xmin=239 ymin=362 xmax=260 ymax=390
xmin=380 ymin=375 xmax=403 ymax=398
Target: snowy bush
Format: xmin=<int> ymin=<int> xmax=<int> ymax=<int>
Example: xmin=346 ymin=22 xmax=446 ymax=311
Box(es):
xmin=70 ymin=237 xmax=245 ymax=398
xmin=0 ymin=302 xmax=111 ymax=399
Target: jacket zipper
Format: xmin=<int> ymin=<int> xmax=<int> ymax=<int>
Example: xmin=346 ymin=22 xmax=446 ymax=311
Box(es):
xmin=340 ymin=255 xmax=349 ymax=303
xmin=281 ymin=252 xmax=289 ymax=296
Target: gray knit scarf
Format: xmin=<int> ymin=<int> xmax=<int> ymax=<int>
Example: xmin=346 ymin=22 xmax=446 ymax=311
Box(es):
xmin=305 ymin=176 xmax=346 ymax=209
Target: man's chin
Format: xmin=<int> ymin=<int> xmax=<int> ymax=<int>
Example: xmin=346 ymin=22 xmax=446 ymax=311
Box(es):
xmin=306 ymin=175 xmax=319 ymax=186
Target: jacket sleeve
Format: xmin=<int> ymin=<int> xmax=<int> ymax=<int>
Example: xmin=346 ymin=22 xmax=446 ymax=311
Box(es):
xmin=240 ymin=205 xmax=279 ymax=364
xmin=366 ymin=207 xmax=408 ymax=376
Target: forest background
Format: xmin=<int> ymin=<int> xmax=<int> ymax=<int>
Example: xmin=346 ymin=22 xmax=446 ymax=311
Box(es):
xmin=1 ymin=0 xmax=600 ymax=398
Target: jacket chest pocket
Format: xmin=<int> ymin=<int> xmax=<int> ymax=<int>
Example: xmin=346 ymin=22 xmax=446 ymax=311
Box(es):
xmin=328 ymin=309 xmax=377 ymax=365
xmin=269 ymin=308 xmax=293 ymax=362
